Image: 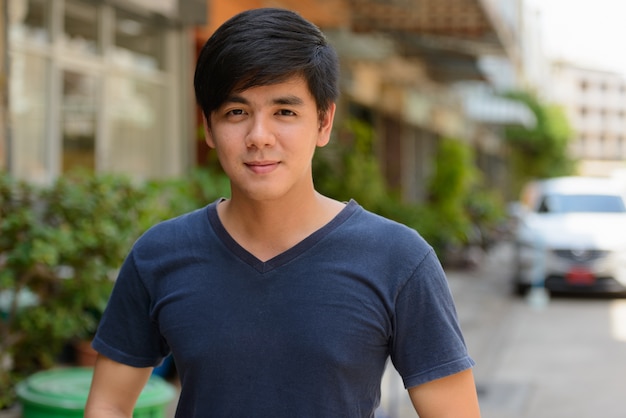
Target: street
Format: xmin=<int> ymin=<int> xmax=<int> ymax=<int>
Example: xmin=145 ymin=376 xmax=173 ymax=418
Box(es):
xmin=379 ymin=241 xmax=626 ymax=418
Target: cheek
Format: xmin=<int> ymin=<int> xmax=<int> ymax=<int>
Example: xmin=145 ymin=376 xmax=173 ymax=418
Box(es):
xmin=214 ymin=144 xmax=238 ymax=169
xmin=210 ymin=128 xmax=240 ymax=153
xmin=210 ymin=137 xmax=240 ymax=169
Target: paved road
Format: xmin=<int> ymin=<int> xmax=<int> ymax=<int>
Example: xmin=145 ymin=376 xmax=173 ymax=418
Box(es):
xmin=380 ymin=241 xmax=626 ymax=418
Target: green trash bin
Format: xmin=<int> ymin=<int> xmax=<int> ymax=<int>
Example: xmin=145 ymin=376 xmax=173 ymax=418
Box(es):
xmin=16 ymin=367 xmax=176 ymax=418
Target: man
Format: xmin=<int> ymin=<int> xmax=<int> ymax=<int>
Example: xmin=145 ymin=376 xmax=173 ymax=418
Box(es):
xmin=85 ymin=8 xmax=480 ymax=417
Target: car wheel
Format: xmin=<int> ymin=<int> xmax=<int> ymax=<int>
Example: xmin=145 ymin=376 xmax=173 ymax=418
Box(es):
xmin=513 ymin=279 xmax=530 ymax=296
xmin=511 ymin=242 xmax=529 ymax=296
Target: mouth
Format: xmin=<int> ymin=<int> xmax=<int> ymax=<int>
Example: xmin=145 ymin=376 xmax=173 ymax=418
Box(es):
xmin=245 ymin=161 xmax=280 ymax=174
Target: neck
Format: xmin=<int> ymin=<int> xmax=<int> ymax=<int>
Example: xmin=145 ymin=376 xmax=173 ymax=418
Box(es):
xmin=217 ymin=192 xmax=344 ymax=261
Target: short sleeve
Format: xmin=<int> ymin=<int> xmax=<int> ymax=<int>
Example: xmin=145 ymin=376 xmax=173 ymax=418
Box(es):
xmin=92 ymin=250 xmax=169 ymax=367
xmin=390 ymin=250 xmax=475 ymax=388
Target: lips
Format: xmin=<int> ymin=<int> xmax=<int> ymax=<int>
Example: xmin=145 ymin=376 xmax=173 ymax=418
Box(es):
xmin=245 ymin=161 xmax=280 ymax=174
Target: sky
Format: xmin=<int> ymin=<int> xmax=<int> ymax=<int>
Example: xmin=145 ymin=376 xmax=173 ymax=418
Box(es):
xmin=528 ymin=0 xmax=626 ymax=76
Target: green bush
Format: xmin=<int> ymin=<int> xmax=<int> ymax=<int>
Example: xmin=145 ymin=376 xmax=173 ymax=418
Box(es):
xmin=0 ymin=172 xmax=148 ymax=406
xmin=0 ymin=168 xmax=230 ymax=408
xmin=141 ymin=167 xmax=231 ymax=229
xmin=425 ymin=138 xmax=478 ymax=249
xmin=314 ymin=118 xmax=388 ymax=210
xmin=313 ymin=121 xmax=506 ymax=262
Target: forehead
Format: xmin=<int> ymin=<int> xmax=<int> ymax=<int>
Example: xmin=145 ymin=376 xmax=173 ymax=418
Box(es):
xmin=228 ymin=75 xmax=315 ymax=104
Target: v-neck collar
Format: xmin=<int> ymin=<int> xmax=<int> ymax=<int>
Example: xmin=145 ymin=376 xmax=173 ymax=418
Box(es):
xmin=206 ymin=199 xmax=358 ymax=273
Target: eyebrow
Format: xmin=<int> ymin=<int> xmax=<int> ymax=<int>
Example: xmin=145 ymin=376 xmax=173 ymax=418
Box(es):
xmin=225 ymin=94 xmax=304 ymax=106
xmin=273 ymin=95 xmax=304 ymax=106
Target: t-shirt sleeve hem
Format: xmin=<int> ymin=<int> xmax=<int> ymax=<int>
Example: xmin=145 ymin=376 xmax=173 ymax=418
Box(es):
xmin=402 ymin=356 xmax=476 ymax=389
xmin=92 ymin=336 xmax=163 ymax=368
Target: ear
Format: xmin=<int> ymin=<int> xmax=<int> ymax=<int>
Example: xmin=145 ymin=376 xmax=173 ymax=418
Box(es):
xmin=316 ymin=103 xmax=336 ymax=148
xmin=203 ymin=115 xmax=216 ymax=149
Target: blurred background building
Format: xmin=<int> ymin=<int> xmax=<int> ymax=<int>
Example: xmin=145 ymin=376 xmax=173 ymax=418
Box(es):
xmin=2 ymin=0 xmax=624 ymax=201
xmin=4 ymin=0 xmax=206 ymax=183
xmin=547 ymin=62 xmax=626 ymax=178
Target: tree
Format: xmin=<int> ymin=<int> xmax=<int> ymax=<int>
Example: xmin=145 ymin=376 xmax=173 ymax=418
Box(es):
xmin=504 ymin=91 xmax=576 ymax=196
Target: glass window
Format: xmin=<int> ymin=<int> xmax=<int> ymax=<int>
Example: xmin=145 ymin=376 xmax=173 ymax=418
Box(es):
xmin=10 ymin=52 xmax=49 ymax=182
xmin=102 ymin=76 xmax=165 ymax=179
xmin=9 ymin=0 xmax=177 ymax=182
xmin=62 ymin=70 xmax=97 ymax=173
xmin=544 ymin=194 xmax=626 ymax=213
xmin=9 ymin=0 xmax=50 ymax=45
xmin=62 ymin=0 xmax=99 ymax=55
xmin=113 ymin=10 xmax=164 ymax=71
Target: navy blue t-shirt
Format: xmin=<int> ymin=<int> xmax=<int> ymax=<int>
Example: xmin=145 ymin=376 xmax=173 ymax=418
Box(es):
xmin=93 ymin=199 xmax=474 ymax=417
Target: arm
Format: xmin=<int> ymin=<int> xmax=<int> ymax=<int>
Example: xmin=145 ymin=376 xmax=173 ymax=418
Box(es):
xmin=85 ymin=354 xmax=154 ymax=418
xmin=408 ymin=369 xmax=481 ymax=418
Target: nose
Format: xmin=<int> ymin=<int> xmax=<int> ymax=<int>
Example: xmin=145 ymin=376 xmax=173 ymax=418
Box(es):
xmin=245 ymin=115 xmax=275 ymax=149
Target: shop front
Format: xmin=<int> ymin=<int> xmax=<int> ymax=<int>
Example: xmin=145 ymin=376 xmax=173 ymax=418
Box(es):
xmin=6 ymin=0 xmax=205 ymax=183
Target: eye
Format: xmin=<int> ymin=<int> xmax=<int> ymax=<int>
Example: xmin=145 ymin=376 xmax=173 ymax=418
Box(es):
xmin=276 ymin=109 xmax=296 ymax=116
xmin=227 ymin=109 xmax=246 ymax=116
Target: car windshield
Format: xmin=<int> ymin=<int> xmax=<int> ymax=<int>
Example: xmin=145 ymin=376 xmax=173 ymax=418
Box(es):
xmin=537 ymin=194 xmax=626 ymax=213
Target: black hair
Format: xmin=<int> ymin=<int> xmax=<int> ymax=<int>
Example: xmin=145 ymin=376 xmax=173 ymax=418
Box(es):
xmin=194 ymin=8 xmax=339 ymax=118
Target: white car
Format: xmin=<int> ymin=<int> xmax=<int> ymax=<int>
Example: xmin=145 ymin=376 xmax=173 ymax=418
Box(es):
xmin=511 ymin=176 xmax=626 ymax=295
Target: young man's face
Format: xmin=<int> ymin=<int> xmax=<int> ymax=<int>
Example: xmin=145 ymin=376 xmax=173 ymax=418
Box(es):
xmin=205 ymin=75 xmax=335 ymax=203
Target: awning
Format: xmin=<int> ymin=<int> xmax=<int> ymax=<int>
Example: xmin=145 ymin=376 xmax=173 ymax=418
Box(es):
xmin=456 ymin=83 xmax=536 ymax=127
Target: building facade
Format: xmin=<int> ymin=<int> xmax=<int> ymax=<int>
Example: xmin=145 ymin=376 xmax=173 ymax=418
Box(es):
xmin=4 ymin=0 xmax=528 ymax=204
xmin=5 ymin=0 xmax=205 ymax=183
xmin=549 ymin=61 xmax=626 ymax=177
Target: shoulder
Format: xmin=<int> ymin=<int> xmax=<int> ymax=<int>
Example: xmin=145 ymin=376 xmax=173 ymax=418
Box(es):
xmin=334 ymin=202 xmax=436 ymax=274
xmin=346 ymin=202 xmax=431 ymax=253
